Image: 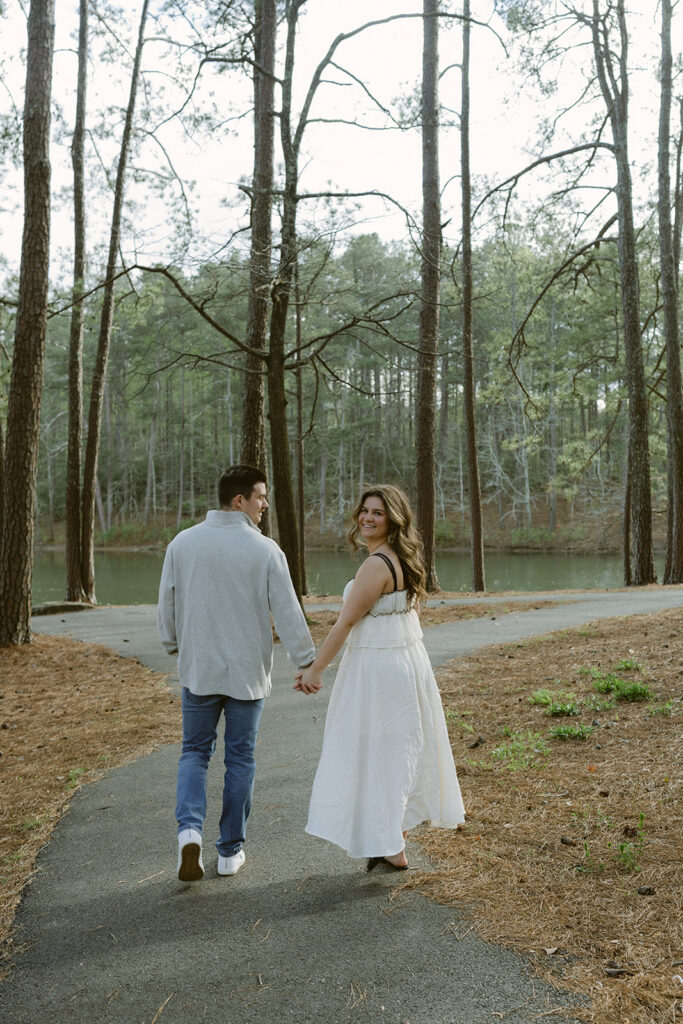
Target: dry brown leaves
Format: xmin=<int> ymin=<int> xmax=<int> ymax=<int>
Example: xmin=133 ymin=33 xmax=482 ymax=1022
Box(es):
xmin=0 ymin=634 xmax=179 ymax=968
xmin=400 ymin=607 xmax=683 ymax=1024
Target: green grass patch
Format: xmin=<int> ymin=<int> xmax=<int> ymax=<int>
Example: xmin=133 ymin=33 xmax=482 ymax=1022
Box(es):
xmin=589 ymin=669 xmax=652 ymax=702
xmin=544 ymin=700 xmax=581 ymax=716
xmin=614 ymin=680 xmax=653 ymax=701
xmin=550 ymin=723 xmax=593 ymax=740
xmin=491 ymin=731 xmax=550 ymax=770
xmin=529 ymin=688 xmax=581 ymax=715
xmin=614 ymin=659 xmax=643 ymax=672
xmin=66 ymin=767 xmax=86 ymax=790
xmin=585 ymin=694 xmax=618 ymax=712
xmin=445 ymin=710 xmax=475 ymax=733
xmin=649 ymin=700 xmax=673 ymax=716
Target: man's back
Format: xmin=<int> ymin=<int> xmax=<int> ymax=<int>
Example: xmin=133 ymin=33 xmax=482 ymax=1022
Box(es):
xmin=157 ymin=510 xmax=314 ymax=699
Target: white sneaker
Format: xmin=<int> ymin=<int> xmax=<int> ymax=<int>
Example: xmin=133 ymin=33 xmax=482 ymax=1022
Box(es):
xmin=217 ymin=849 xmax=246 ymax=876
xmin=177 ymin=828 xmax=204 ymax=882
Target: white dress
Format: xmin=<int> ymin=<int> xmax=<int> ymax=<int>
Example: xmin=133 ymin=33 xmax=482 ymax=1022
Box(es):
xmin=305 ymin=581 xmax=465 ymax=858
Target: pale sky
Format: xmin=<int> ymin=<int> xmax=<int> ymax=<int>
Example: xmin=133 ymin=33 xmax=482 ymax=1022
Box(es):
xmin=0 ymin=0 xmax=671 ymax=278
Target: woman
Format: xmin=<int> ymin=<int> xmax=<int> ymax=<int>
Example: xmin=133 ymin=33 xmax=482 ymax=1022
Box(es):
xmin=296 ymin=485 xmax=465 ymax=870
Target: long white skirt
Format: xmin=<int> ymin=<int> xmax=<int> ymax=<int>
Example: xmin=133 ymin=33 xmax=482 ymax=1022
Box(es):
xmin=305 ymin=617 xmax=465 ymax=859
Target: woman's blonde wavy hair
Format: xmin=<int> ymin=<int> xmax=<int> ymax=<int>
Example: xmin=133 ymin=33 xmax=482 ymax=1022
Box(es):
xmin=347 ymin=484 xmax=427 ymax=606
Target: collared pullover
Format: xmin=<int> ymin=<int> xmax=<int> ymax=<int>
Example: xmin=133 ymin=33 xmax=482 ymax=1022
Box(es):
xmin=157 ymin=510 xmax=315 ymax=699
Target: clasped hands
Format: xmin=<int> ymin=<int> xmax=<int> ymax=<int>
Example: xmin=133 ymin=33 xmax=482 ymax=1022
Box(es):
xmin=294 ymin=665 xmax=322 ymax=695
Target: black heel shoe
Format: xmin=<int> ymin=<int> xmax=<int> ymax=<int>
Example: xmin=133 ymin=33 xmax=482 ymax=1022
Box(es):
xmin=366 ymin=856 xmax=409 ymax=872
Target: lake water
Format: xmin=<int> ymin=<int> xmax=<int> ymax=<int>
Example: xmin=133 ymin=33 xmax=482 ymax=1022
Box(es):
xmin=32 ymin=548 xmax=662 ymax=605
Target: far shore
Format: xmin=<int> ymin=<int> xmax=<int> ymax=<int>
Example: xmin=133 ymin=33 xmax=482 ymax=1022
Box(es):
xmin=35 ymin=540 xmax=669 ymax=557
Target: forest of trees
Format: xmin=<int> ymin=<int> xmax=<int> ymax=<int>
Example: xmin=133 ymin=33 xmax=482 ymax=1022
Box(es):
xmin=0 ymin=0 xmax=681 ymax=641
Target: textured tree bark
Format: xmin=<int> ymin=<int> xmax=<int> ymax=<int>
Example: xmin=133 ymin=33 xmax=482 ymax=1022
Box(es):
xmin=0 ymin=0 xmax=55 ymax=644
xmin=0 ymin=418 xmax=4 ymax=546
xmin=64 ymin=0 xmax=88 ymax=601
xmin=241 ymin=0 xmax=276 ymax=536
xmin=262 ymin=2 xmax=308 ymax=599
xmin=415 ymin=0 xmax=441 ymax=591
xmin=658 ymin=0 xmax=683 ymax=582
xmin=294 ymin=263 xmax=307 ymax=594
xmin=591 ymin=0 xmax=654 ymax=585
xmin=80 ymin=0 xmax=149 ymax=602
xmin=268 ymin=188 xmax=302 ymax=597
xmin=460 ymin=0 xmax=485 ymax=592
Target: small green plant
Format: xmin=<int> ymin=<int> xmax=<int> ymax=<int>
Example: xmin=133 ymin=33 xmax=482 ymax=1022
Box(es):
xmin=649 ymin=700 xmax=673 ymax=716
xmin=445 ymin=711 xmax=475 ymax=733
xmin=19 ymin=816 xmax=42 ymax=832
xmin=614 ymin=659 xmax=643 ymax=672
xmin=66 ymin=767 xmax=86 ymax=789
xmin=590 ymin=669 xmax=622 ymax=693
xmin=609 ymin=814 xmax=646 ymax=873
xmin=589 ymin=669 xmax=652 ymax=702
xmin=529 ymin=689 xmax=579 ymax=715
xmin=545 ymin=700 xmax=581 ymax=716
xmin=585 ymin=694 xmax=617 ymax=712
xmin=529 ymin=688 xmax=573 ymax=706
xmin=576 ymin=839 xmax=604 ymax=874
xmin=550 ymin=723 xmax=593 ymax=740
xmin=615 ymin=841 xmax=640 ymax=872
xmin=491 ymin=731 xmax=550 ymax=770
xmin=615 ymin=680 xmax=652 ymax=702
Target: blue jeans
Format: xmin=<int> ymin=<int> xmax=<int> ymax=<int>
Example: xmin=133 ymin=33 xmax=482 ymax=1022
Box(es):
xmin=176 ymin=689 xmax=264 ymax=856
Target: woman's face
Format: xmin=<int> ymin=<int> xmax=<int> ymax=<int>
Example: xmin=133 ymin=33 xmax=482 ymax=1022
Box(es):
xmin=357 ymin=495 xmax=389 ymax=544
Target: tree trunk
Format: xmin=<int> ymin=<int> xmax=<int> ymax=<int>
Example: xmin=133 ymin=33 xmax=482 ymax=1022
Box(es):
xmin=658 ymin=0 xmax=683 ymax=582
xmin=0 ymin=418 xmax=4 ymax=545
xmin=0 ymin=0 xmax=55 ymax=644
xmin=294 ymin=262 xmax=307 ymax=593
xmin=177 ymin=367 xmax=185 ymax=528
xmin=264 ymin=2 xmax=306 ymax=598
xmin=80 ymin=0 xmax=149 ymax=603
xmin=623 ymin=441 xmax=632 ymax=585
xmin=240 ymin=0 xmax=276 ymax=489
xmin=188 ymin=371 xmax=195 ymax=519
xmin=591 ymin=0 xmax=655 ymax=584
xmin=674 ymin=98 xmax=682 ymax=275
xmin=65 ymin=0 xmax=88 ymax=601
xmin=143 ymin=376 xmax=159 ymax=522
xmin=268 ymin=240 xmax=301 ymax=596
xmin=460 ymin=0 xmax=485 ymax=592
xmin=415 ymin=0 xmax=441 ymax=591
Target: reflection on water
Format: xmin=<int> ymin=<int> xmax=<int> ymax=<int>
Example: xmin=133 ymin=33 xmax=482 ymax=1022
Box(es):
xmin=32 ymin=547 xmax=662 ymax=606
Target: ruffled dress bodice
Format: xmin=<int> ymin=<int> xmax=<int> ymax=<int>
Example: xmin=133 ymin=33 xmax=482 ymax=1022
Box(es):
xmin=342 ymin=579 xmax=423 ymax=649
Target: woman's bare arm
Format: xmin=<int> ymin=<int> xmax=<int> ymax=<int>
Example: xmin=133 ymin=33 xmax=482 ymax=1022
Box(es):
xmin=294 ymin=557 xmax=391 ymax=692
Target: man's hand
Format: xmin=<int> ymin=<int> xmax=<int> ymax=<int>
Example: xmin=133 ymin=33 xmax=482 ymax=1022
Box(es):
xmin=293 ymin=667 xmax=322 ymax=695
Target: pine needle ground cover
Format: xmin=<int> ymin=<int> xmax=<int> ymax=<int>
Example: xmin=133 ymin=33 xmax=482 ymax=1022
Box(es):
xmin=402 ymin=607 xmax=682 ymax=1024
xmin=307 ymin=597 xmax=563 ymax=639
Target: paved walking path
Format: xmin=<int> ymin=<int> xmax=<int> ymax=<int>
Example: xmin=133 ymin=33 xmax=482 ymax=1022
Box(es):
xmin=3 ymin=588 xmax=681 ymax=1024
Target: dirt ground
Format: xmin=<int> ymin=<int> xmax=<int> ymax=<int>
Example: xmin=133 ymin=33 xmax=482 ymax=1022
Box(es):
xmin=1 ymin=602 xmax=681 ymax=1024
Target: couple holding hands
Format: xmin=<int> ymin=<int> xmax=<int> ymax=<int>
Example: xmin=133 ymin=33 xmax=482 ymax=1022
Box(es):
xmin=158 ymin=465 xmax=464 ymax=882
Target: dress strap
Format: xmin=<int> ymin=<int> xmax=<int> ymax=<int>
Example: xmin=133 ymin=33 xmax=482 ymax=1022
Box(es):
xmin=371 ymin=551 xmax=397 ymax=592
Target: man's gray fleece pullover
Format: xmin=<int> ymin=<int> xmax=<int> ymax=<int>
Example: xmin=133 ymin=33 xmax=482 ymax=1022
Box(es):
xmin=157 ymin=510 xmax=315 ymax=699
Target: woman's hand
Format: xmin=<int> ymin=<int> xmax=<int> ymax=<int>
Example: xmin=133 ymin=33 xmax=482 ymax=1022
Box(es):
xmin=294 ymin=666 xmax=322 ymax=694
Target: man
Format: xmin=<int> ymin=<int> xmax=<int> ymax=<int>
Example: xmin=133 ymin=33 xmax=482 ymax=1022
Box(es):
xmin=157 ymin=465 xmax=318 ymax=882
